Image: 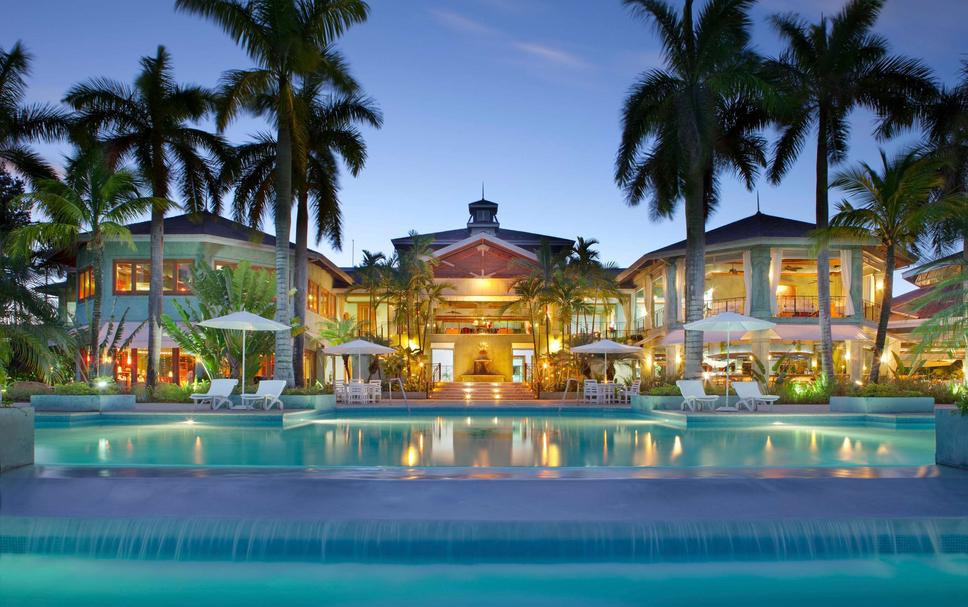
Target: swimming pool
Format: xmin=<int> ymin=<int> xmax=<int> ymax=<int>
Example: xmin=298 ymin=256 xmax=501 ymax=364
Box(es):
xmin=34 ymin=414 xmax=934 ymax=469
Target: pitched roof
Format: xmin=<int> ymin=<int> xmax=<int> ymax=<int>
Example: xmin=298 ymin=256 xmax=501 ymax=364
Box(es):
xmin=392 ymin=226 xmax=573 ymax=252
xmin=618 ymin=212 xmax=818 ymax=280
xmin=102 ymin=212 xmax=352 ymax=286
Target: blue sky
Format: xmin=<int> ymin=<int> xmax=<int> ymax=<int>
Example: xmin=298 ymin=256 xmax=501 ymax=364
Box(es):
xmin=4 ymin=0 xmax=967 ymax=288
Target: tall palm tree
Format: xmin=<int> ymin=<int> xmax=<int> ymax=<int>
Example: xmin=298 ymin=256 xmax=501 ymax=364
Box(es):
xmin=0 ymin=42 xmax=68 ymax=182
xmin=176 ymin=0 xmax=370 ymax=386
xmin=227 ymin=85 xmax=381 ymax=384
xmin=505 ymin=275 xmax=545 ymax=356
xmin=65 ymin=45 xmax=226 ymax=388
xmin=615 ymin=0 xmax=766 ymax=379
xmin=353 ymin=249 xmax=386 ymax=335
xmin=766 ymin=0 xmax=936 ymax=379
xmin=7 ymin=147 xmax=155 ymax=381
xmin=827 ymin=149 xmax=947 ymax=382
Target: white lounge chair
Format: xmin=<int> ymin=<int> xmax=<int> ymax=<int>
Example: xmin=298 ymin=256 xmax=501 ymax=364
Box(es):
xmin=734 ymin=381 xmax=780 ymax=412
xmin=240 ymin=380 xmax=286 ymax=410
xmin=190 ymin=379 xmax=238 ymax=410
xmin=676 ymin=380 xmax=719 ymax=412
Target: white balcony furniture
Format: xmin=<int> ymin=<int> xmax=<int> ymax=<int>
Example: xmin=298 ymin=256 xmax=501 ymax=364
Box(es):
xmin=240 ymin=380 xmax=286 ymax=410
xmin=734 ymin=381 xmax=780 ymax=412
xmin=676 ymin=380 xmax=719 ymax=412
xmin=190 ymin=379 xmax=238 ymax=410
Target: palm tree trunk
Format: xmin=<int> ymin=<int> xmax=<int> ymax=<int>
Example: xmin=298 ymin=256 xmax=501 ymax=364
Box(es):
xmin=868 ymin=244 xmax=895 ymax=383
xmin=293 ymin=190 xmax=309 ymax=386
xmin=145 ymin=210 xmax=164 ymax=388
xmin=272 ymin=100 xmax=294 ymax=387
xmin=89 ymin=247 xmax=104 ymax=383
xmin=683 ymin=176 xmax=706 ymax=380
xmin=815 ymin=116 xmax=835 ymax=379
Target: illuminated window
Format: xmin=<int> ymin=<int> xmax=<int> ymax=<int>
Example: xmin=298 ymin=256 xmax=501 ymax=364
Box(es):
xmin=307 ymin=280 xmax=320 ymax=314
xmin=114 ymin=260 xmax=194 ymax=294
xmin=78 ymin=267 xmax=95 ymax=301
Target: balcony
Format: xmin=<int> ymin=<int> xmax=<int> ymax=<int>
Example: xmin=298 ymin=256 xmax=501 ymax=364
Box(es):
xmin=653 ymin=305 xmax=665 ymax=328
xmin=704 ymin=297 xmax=744 ymax=317
xmin=776 ymin=296 xmax=846 ymax=318
xmin=571 ymin=322 xmax=645 ymax=344
xmin=433 ymin=319 xmax=530 ymax=335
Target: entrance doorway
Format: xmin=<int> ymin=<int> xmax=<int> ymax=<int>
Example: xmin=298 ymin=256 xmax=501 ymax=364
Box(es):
xmin=511 ymin=348 xmax=533 ymax=383
xmin=431 ymin=347 xmax=454 ymax=382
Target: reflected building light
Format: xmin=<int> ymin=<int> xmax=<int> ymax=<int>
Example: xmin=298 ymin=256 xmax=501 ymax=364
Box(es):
xmin=671 ymin=435 xmax=683 ymax=460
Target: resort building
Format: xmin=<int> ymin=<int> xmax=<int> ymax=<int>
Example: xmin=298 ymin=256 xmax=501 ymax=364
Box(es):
xmin=44 ymin=200 xmax=959 ymax=389
xmin=617 ymin=212 xmax=902 ymax=384
xmin=49 ymin=212 xmax=353 ymax=385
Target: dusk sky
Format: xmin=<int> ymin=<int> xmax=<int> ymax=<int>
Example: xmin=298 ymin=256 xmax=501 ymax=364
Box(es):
xmin=4 ymin=0 xmax=967 ymax=287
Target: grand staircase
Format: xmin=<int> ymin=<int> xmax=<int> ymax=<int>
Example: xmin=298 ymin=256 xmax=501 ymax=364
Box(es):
xmin=431 ymin=381 xmax=535 ymax=402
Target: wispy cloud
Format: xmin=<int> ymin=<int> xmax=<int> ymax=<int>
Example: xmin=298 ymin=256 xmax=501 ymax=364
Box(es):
xmin=429 ymin=7 xmax=592 ymax=72
xmin=429 ymin=9 xmax=498 ymax=36
xmin=512 ymin=42 xmax=589 ymax=70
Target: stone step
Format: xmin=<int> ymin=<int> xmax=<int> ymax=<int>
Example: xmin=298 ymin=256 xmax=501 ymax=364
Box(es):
xmin=431 ymin=382 xmax=534 ymax=400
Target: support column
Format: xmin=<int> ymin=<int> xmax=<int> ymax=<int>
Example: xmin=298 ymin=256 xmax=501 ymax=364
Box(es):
xmin=846 ymin=340 xmax=863 ymax=383
xmin=130 ymin=348 xmax=138 ymax=385
xmin=851 ymin=248 xmax=864 ymax=321
xmin=664 ymin=262 xmax=678 ymax=329
xmin=665 ymin=345 xmax=681 ymax=380
xmin=750 ymin=330 xmax=771 ymax=382
xmin=172 ymin=347 xmax=181 ymax=385
xmin=749 ymin=247 xmax=772 ymax=318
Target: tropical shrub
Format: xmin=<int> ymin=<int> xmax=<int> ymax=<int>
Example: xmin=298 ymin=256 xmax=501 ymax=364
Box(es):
xmin=151 ymin=382 xmax=193 ymax=403
xmin=6 ymin=381 xmax=51 ymax=402
xmin=52 ymin=381 xmax=119 ymax=396
xmin=646 ymin=384 xmax=681 ymax=396
xmin=283 ymin=383 xmax=333 ymax=396
xmin=161 ymin=261 xmax=280 ymax=382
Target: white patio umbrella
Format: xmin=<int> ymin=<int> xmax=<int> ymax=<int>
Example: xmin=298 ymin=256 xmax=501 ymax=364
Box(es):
xmin=321 ymin=338 xmax=395 ymax=380
xmin=196 ymin=311 xmax=289 ymax=396
xmin=683 ymin=312 xmax=775 ymax=411
xmin=570 ymin=339 xmax=642 ymax=383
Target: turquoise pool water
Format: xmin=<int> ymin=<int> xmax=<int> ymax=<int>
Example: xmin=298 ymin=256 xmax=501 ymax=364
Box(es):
xmin=34 ymin=415 xmax=934 ymax=468
xmin=2 ymin=556 xmax=966 ymax=606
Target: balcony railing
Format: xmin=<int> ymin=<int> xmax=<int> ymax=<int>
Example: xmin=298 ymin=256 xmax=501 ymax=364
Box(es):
xmin=704 ymin=297 xmax=744 ymax=317
xmin=776 ymin=296 xmax=846 ymax=318
xmin=653 ymin=305 xmax=665 ymax=328
xmin=433 ymin=320 xmax=531 ymax=335
xmin=863 ymin=300 xmax=881 ymax=323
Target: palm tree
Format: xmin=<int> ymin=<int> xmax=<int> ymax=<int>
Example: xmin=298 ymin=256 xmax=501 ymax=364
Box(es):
xmin=227 ymin=85 xmax=381 ymax=384
xmin=318 ymin=316 xmax=358 ymax=378
xmin=505 ymin=275 xmax=545 ymax=356
xmin=827 ymin=149 xmax=947 ymax=382
xmin=176 ymin=0 xmax=370 ymax=386
xmin=0 ymin=42 xmax=68 ymax=182
xmin=353 ymin=249 xmax=386 ymax=335
xmin=6 ymin=147 xmax=155 ymax=381
xmin=766 ymin=0 xmax=936 ymax=379
xmin=615 ymin=0 xmax=767 ymax=379
xmin=65 ymin=45 xmax=226 ymax=389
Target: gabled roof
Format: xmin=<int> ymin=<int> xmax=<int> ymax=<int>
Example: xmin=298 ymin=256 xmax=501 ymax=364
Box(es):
xmin=392 ymin=227 xmax=573 ymax=252
xmin=96 ymin=212 xmax=352 ymax=287
xmin=618 ymin=212 xmax=819 ymax=281
xmin=901 ymin=251 xmax=964 ymax=282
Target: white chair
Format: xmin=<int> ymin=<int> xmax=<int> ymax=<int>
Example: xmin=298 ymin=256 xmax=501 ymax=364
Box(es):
xmin=676 ymin=380 xmax=719 ymax=412
xmin=334 ymin=380 xmax=346 ymax=403
xmin=368 ymin=380 xmax=382 ymax=403
xmin=734 ymin=381 xmax=780 ymax=412
xmin=617 ymin=380 xmax=641 ymax=405
xmin=347 ymin=382 xmax=368 ymax=405
xmin=240 ymin=380 xmax=286 ymax=410
xmin=190 ymin=379 xmax=237 ymax=410
xmin=582 ymin=379 xmax=599 ymax=404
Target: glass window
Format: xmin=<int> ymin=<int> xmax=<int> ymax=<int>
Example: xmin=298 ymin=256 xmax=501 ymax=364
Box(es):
xmin=114 ymin=263 xmax=132 ymax=292
xmin=135 ymin=264 xmax=151 ymax=292
xmin=78 ymin=267 xmax=95 ymax=300
xmin=176 ymin=263 xmax=192 ymax=293
xmin=163 ymin=261 xmax=176 ymax=292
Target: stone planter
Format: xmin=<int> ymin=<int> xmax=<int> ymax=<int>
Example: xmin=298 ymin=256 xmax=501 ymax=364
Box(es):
xmin=31 ymin=394 xmax=136 ymax=412
xmin=935 ymin=409 xmax=968 ymax=469
xmin=0 ymin=406 xmax=34 ymax=472
xmin=635 ymin=395 xmax=684 ymax=411
xmin=830 ymin=396 xmax=935 ymax=414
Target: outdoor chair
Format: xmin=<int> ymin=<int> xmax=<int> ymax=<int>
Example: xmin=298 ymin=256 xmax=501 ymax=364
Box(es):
xmin=676 ymin=380 xmax=719 ymax=412
xmin=582 ymin=379 xmax=599 ymax=404
xmin=240 ymin=380 xmax=286 ymax=410
xmin=368 ymin=379 xmax=383 ymax=403
xmin=190 ymin=379 xmax=238 ymax=410
xmin=334 ymin=380 xmax=346 ymax=403
xmin=617 ymin=380 xmax=641 ymax=405
xmin=733 ymin=381 xmax=780 ymax=412
xmin=347 ymin=382 xmax=368 ymax=405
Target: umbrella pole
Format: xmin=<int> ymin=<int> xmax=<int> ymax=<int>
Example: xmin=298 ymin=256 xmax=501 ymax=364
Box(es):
xmin=241 ymin=330 xmax=246 ymax=397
